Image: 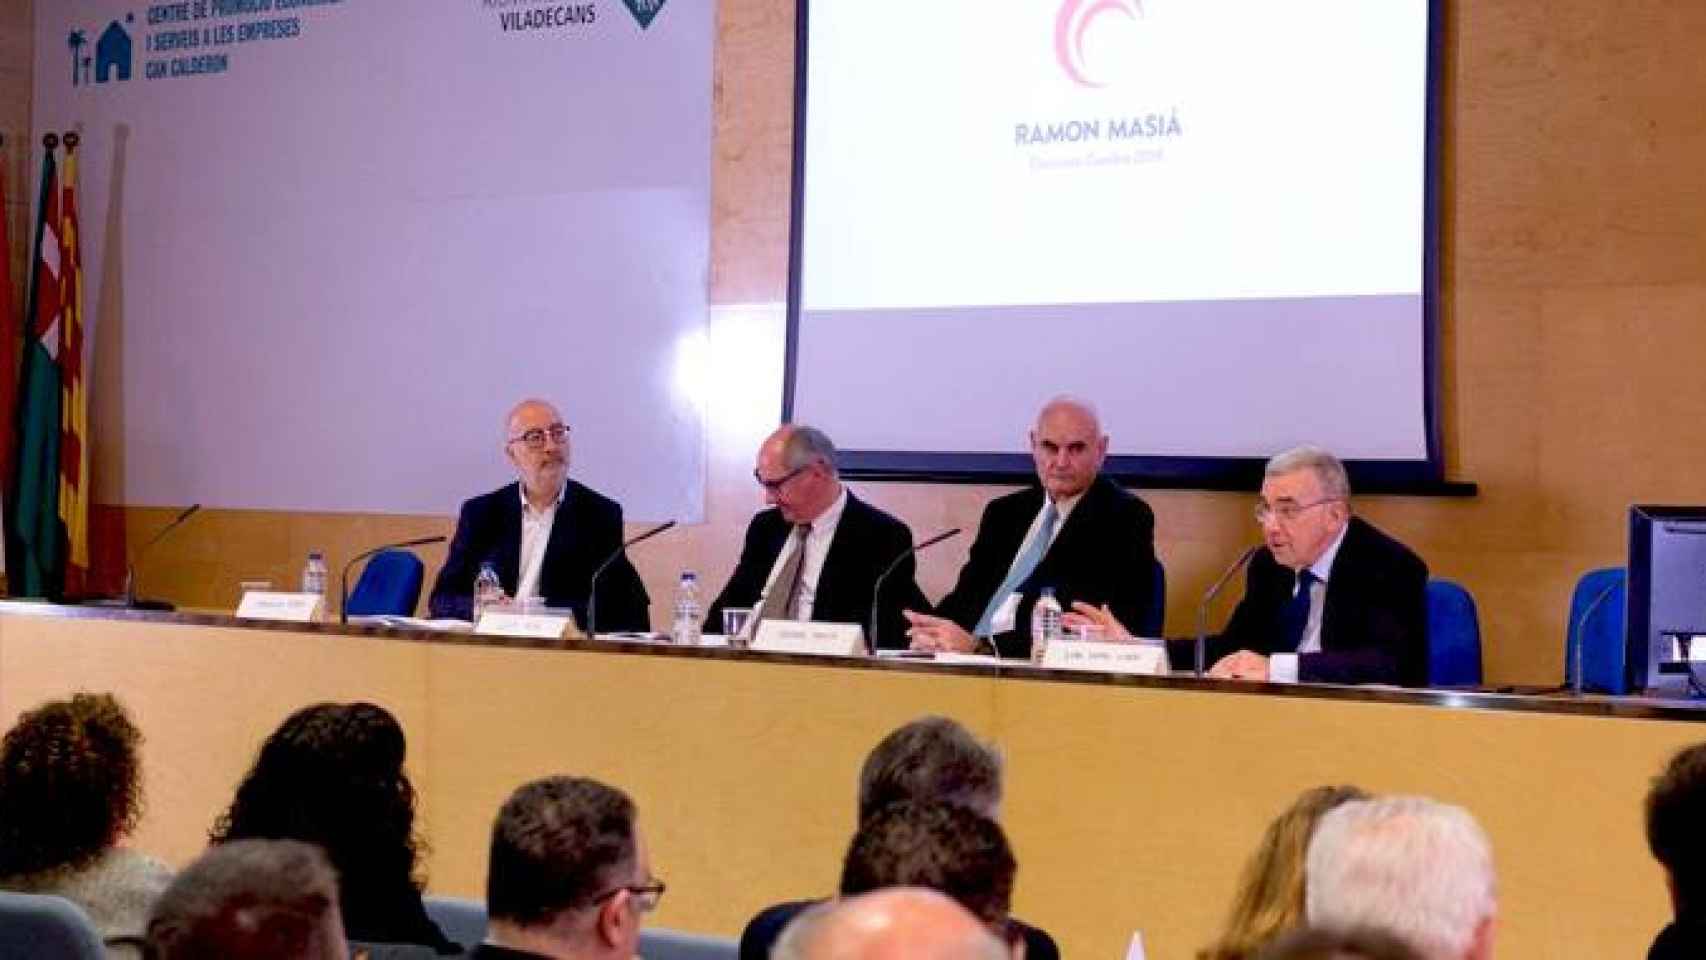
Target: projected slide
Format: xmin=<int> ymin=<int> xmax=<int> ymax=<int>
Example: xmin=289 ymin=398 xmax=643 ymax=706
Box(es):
xmin=790 ymin=0 xmax=1436 ymax=473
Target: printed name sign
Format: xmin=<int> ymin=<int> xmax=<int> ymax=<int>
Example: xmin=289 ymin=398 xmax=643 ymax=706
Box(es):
xmin=235 ymin=591 xmax=322 ymax=623
xmin=752 ymin=620 xmax=866 ymax=657
xmin=1042 ymin=641 xmax=1168 ymax=676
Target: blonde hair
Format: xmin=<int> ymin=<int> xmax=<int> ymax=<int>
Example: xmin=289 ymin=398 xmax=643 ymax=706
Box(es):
xmin=1199 ymin=785 xmax=1371 ymax=960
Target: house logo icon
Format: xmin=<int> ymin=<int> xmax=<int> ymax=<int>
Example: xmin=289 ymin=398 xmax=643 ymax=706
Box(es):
xmin=70 ymin=13 xmax=134 ymax=87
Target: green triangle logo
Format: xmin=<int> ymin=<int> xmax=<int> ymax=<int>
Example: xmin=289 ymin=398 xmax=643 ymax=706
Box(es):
xmin=620 ymin=0 xmax=668 ymax=29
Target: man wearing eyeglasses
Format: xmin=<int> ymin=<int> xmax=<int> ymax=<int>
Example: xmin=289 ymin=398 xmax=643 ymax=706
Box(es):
xmin=471 ymin=776 xmax=663 ymax=960
xmin=426 ymin=398 xmax=649 ymax=629
xmin=902 ymin=396 xmax=1157 ymax=660
xmin=1191 ymin=445 xmax=1427 ymax=685
xmin=704 ymin=424 xmax=928 ymax=647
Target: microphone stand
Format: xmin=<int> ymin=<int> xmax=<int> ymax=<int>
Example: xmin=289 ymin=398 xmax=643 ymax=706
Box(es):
xmin=339 ymin=536 xmax=448 ymax=625
xmin=1195 ymin=546 xmax=1258 ymax=677
xmin=588 ymin=521 xmax=677 ymax=637
xmin=868 ymin=528 xmax=961 ymax=654
xmin=84 ymin=504 xmax=202 ymax=611
xmin=1572 ymin=579 xmax=1620 ymax=696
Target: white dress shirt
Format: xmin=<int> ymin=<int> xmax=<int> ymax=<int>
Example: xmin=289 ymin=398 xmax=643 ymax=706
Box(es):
xmin=1269 ymin=521 xmax=1350 ymax=684
xmin=515 ymin=483 xmax=566 ymax=604
xmin=756 ymin=487 xmax=850 ymax=620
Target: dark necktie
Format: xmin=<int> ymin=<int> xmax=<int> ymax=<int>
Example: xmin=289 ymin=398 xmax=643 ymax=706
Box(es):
xmin=757 ymin=524 xmax=812 ymax=624
xmin=1280 ymin=569 xmax=1318 ymax=653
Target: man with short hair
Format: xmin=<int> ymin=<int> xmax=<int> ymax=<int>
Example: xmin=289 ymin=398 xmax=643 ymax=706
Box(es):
xmin=904 ymin=396 xmax=1157 ymax=659
xmin=740 ymin=717 xmax=1056 ymax=960
xmin=839 ymin=801 xmax=1021 ymax=948
xmin=772 ymin=889 xmax=1011 ymax=960
xmin=1183 ymin=445 xmax=1427 ymax=685
xmin=473 ymin=776 xmax=662 ymax=960
xmin=1644 ymin=741 xmax=1706 ymax=958
xmin=428 ymin=399 xmax=649 ymax=631
xmin=704 ymin=424 xmax=928 ymax=647
xmin=145 ymin=839 xmax=347 ymax=960
xmin=1305 ymin=796 xmax=1496 ymax=960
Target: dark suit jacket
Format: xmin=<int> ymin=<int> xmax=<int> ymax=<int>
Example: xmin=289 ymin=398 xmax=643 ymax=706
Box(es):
xmin=935 ymin=476 xmax=1157 ymax=660
xmin=1191 ymin=516 xmax=1428 ymax=685
xmin=703 ymin=492 xmax=929 ymax=650
xmin=1649 ymin=915 xmax=1706 ymax=960
xmin=427 ymin=480 xmax=650 ymax=631
xmin=739 ymin=899 xmax=1059 ymax=960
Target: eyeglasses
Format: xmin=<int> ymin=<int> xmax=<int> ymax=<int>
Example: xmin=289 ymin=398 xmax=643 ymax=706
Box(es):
xmin=1254 ymin=497 xmax=1341 ymax=524
xmin=591 ymin=879 xmax=666 ymax=914
xmin=508 ymin=424 xmax=570 ymax=450
xmin=753 ymin=464 xmax=807 ymax=493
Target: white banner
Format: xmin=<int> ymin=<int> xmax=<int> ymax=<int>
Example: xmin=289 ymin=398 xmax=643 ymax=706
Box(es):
xmin=33 ymin=0 xmax=714 ymax=520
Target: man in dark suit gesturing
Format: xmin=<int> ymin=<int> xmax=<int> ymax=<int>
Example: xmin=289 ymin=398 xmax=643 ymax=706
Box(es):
xmin=1202 ymin=445 xmax=1427 ymax=685
xmin=903 ymin=397 xmax=1157 ymax=660
xmin=704 ymin=425 xmax=928 ymax=648
xmin=427 ymin=398 xmax=649 ymax=629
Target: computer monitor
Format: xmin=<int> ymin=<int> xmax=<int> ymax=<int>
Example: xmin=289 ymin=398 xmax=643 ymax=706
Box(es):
xmin=1627 ymin=505 xmax=1706 ymax=697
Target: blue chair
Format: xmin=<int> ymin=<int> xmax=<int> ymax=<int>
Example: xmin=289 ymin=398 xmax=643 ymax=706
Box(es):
xmin=1426 ymin=579 xmax=1482 ymax=686
xmin=346 ymin=549 xmax=426 ymax=617
xmin=1565 ymin=567 xmax=1629 ymax=694
xmin=1138 ymin=560 xmax=1167 ymax=637
xmin=0 ymin=892 xmax=106 ymax=960
xmin=423 ymin=895 xmax=486 ymax=950
xmin=641 ymin=928 xmax=739 ymax=960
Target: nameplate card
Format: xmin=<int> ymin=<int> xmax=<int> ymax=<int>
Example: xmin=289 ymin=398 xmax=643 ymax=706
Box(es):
xmin=1042 ymin=640 xmax=1168 ymax=676
xmin=475 ymin=610 xmax=579 ymax=640
xmin=752 ymin=620 xmax=866 ymax=657
xmin=235 ymin=591 xmax=323 ymax=623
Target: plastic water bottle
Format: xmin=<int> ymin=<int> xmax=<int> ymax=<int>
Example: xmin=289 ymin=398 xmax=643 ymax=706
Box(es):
xmin=1030 ymin=587 xmax=1063 ymax=664
xmin=473 ymin=562 xmax=503 ymax=621
xmin=672 ymin=571 xmax=702 ymax=646
xmin=301 ymin=551 xmax=328 ymax=621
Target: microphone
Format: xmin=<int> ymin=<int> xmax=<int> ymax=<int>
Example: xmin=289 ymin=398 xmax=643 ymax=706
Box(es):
xmin=587 ymin=520 xmax=677 ymax=637
xmin=339 ymin=536 xmax=448 ymax=625
xmin=1571 ymin=578 xmax=1621 ymax=696
xmin=1194 ymin=545 xmax=1259 ymax=677
xmin=868 ymin=527 xmax=961 ymax=654
xmin=83 ymin=503 xmax=202 ymax=611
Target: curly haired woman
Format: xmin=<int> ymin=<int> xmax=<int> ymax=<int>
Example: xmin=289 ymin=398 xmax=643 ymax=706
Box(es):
xmin=0 ymin=692 xmax=173 ymax=957
xmin=210 ymin=701 xmax=458 ymax=953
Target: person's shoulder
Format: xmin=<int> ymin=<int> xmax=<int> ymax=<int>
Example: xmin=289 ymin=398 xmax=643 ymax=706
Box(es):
xmin=844 ymin=492 xmax=909 ymax=533
xmin=1087 ymin=475 xmax=1152 ymax=515
xmin=462 ymin=483 xmax=519 ymax=515
xmin=741 ymin=899 xmax=822 ymax=957
xmin=1346 ymin=516 xmax=1425 ymax=573
xmin=565 ymin=479 xmax=623 ymax=517
xmin=1013 ymin=917 xmax=1062 ymax=960
xmin=984 ymin=484 xmax=1045 ymax=520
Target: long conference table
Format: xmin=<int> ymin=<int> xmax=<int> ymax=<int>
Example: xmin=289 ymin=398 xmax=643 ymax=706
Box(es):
xmin=0 ymin=602 xmax=1699 ymax=958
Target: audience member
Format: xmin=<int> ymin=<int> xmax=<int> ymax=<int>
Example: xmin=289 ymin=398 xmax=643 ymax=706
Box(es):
xmin=839 ymin=801 xmax=1023 ymax=951
xmin=772 ymin=888 xmax=1010 ymax=960
xmin=1200 ymin=785 xmax=1371 ymax=960
xmin=210 ymin=702 xmax=457 ymax=953
xmin=741 ymin=717 xmax=1056 ymax=960
xmin=1305 ymin=796 xmax=1495 ymax=960
xmin=1644 ymin=741 xmax=1706 ymax=959
xmin=474 ymin=776 xmax=660 ymax=960
xmin=144 ymin=839 xmax=346 ymax=960
xmin=1256 ymin=927 xmax=1424 ymax=960
xmin=0 ymin=692 xmax=172 ymax=956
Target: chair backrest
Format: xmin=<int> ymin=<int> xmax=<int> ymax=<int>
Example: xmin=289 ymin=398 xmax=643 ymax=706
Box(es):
xmin=346 ymin=550 xmax=426 ymax=617
xmin=422 ymin=895 xmax=487 ymax=951
xmin=1566 ymin=566 xmax=1629 ymax=694
xmin=1138 ymin=560 xmax=1167 ymax=637
xmin=349 ymin=942 xmax=442 ymax=960
xmin=640 ymin=927 xmax=740 ymax=960
xmin=1425 ymin=579 xmax=1483 ymax=686
xmin=0 ymin=892 xmax=107 ymax=960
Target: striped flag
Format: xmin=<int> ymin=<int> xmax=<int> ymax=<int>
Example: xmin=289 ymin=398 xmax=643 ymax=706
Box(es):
xmin=0 ymin=141 xmax=17 ymax=578
xmin=59 ymin=139 xmax=89 ymax=593
xmin=9 ymin=139 xmax=64 ymax=597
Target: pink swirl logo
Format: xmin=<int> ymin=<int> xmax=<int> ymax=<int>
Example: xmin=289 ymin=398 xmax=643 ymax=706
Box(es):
xmin=1055 ymin=0 xmax=1143 ymax=88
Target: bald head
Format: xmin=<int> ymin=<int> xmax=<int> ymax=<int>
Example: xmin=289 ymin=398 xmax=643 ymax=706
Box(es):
xmin=773 ymin=889 xmax=1010 ymax=960
xmin=1030 ymin=396 xmax=1108 ymax=501
xmin=504 ymin=398 xmax=571 ymax=507
xmin=755 ymin=424 xmax=843 ymax=524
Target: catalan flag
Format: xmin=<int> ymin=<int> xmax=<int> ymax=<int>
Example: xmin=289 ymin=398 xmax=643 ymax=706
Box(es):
xmin=59 ymin=138 xmax=88 ymax=594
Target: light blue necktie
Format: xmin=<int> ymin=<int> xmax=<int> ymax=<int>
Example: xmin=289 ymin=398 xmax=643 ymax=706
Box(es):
xmin=974 ymin=502 xmax=1058 ymax=637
